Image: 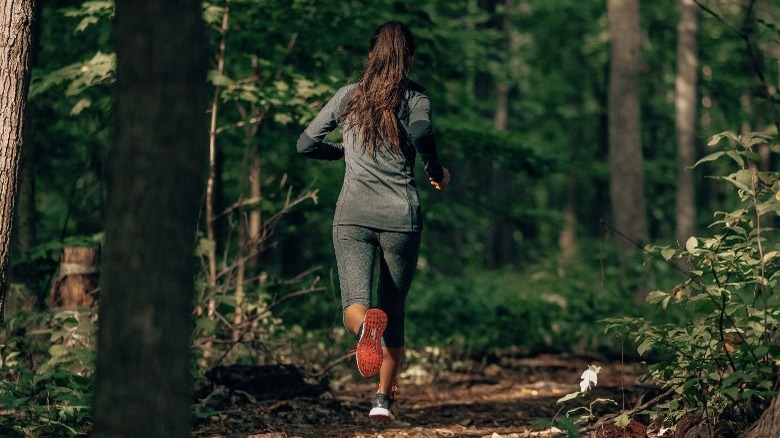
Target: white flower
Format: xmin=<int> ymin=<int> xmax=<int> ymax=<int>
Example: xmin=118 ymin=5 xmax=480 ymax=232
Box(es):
xmin=579 ymin=365 xmax=601 ymax=393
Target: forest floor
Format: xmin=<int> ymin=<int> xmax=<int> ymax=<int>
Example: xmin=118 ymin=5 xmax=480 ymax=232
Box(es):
xmin=191 ymin=352 xmax=657 ymax=438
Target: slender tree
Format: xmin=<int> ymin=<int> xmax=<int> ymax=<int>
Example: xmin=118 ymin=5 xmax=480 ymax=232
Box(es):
xmin=488 ymin=0 xmax=517 ymax=268
xmin=0 ymin=0 xmax=34 ymax=324
xmin=92 ymin=0 xmax=206 ymax=435
xmin=607 ymin=0 xmax=647 ymax=256
xmin=675 ymin=0 xmax=699 ymax=247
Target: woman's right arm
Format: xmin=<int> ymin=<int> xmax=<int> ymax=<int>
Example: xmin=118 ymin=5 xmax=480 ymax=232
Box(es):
xmin=296 ymin=88 xmax=347 ymax=161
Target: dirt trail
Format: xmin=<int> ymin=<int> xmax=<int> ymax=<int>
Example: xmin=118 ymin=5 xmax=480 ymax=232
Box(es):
xmin=192 ymin=354 xmax=650 ymax=438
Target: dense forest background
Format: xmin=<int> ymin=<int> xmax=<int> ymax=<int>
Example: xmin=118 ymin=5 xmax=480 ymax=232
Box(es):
xmin=1 ymin=0 xmax=779 ymax=436
xmin=12 ymin=0 xmax=777 ymax=350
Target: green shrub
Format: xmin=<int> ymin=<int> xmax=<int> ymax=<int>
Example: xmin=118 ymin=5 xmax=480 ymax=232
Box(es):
xmin=602 ymin=130 xmax=779 ymax=430
xmin=406 ymin=257 xmax=647 ymax=355
xmin=0 ymin=309 xmax=96 ymax=437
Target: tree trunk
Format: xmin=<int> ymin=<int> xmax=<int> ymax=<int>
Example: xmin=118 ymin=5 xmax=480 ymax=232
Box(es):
xmin=249 ymin=148 xmax=261 ymax=252
xmin=0 ymin=0 xmax=34 ymax=325
xmin=607 ymin=0 xmax=647 ymax=256
xmin=11 ymin=0 xmax=42 ymax=261
xmin=558 ymin=177 xmax=578 ymax=263
xmin=675 ymin=0 xmax=699 ymax=247
xmin=486 ymin=0 xmax=516 ymax=269
xmin=247 ymin=55 xmax=263 ymax=260
xmin=745 ymin=392 xmax=780 ymax=438
xmin=488 ymin=82 xmax=516 ymax=268
xmin=201 ymin=0 xmax=230 ymax=365
xmin=92 ymin=0 xmax=207 ymax=435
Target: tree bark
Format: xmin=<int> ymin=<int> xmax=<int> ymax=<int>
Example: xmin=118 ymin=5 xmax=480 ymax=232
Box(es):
xmin=745 ymin=392 xmax=780 ymax=438
xmin=607 ymin=0 xmax=647 ymax=256
xmin=675 ymin=0 xmax=699 ymax=247
xmin=92 ymin=0 xmax=207 ymax=436
xmin=11 ymin=0 xmax=41 ymax=260
xmin=0 ymin=0 xmax=34 ymax=325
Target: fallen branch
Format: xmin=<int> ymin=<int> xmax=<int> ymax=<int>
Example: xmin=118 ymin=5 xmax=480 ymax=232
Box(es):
xmin=579 ymin=385 xmax=676 ymax=434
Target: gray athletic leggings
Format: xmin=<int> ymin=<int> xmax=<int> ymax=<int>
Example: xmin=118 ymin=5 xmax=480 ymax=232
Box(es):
xmin=333 ymin=225 xmax=421 ymax=348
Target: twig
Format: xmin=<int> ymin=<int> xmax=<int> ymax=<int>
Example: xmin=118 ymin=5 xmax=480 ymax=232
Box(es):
xmin=692 ymin=0 xmax=780 ymax=133
xmin=211 ymin=280 xmax=326 ymax=366
xmin=600 ymin=219 xmax=689 ymax=276
xmin=267 ymin=277 xmax=325 ymax=311
xmin=579 ymin=386 xmax=676 ymax=434
xmin=305 ymin=351 xmax=355 ymax=378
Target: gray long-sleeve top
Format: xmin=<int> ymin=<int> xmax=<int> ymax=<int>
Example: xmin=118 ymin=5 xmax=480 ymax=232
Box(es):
xmin=296 ymin=82 xmax=444 ymax=232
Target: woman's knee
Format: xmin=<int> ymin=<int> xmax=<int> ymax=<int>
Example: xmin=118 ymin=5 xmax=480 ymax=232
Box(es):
xmin=342 ymin=302 xmax=369 ymax=335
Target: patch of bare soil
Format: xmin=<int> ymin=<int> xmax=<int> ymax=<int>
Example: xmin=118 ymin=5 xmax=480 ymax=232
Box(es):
xmin=192 ymin=353 xmax=653 ymax=438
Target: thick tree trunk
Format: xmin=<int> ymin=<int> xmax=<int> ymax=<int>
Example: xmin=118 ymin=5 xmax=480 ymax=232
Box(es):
xmin=92 ymin=0 xmax=207 ymax=436
xmin=675 ymin=0 xmax=699 ymax=247
xmin=11 ymin=0 xmax=41 ymax=260
xmin=607 ymin=0 xmax=647 ymax=256
xmin=0 ymin=0 xmax=34 ymax=325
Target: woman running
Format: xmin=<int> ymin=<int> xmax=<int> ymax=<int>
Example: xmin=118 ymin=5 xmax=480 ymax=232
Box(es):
xmin=297 ymin=20 xmax=450 ymax=421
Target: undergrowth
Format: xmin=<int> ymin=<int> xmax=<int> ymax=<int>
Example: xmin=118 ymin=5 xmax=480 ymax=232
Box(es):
xmin=601 ymin=130 xmax=779 ymax=434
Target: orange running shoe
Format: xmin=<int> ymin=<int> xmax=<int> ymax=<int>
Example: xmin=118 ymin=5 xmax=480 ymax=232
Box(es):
xmin=355 ymin=308 xmax=387 ymax=379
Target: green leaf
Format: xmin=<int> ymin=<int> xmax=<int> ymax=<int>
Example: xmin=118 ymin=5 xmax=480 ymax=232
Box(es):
xmin=707 ymin=131 xmax=740 ymax=147
xmin=49 ymin=344 xmax=69 ymax=358
xmin=685 ymin=236 xmax=698 ymax=253
xmin=693 ymin=151 xmax=724 ymax=168
xmin=274 ymin=113 xmax=294 ymax=125
xmin=195 ymin=238 xmax=216 ymax=257
xmin=214 ymin=294 xmax=236 ymax=307
xmin=203 ymin=4 xmax=225 ymax=25
xmin=753 ymin=346 xmax=769 ymax=357
xmin=646 ymin=290 xmax=668 ymax=304
xmin=721 ymin=387 xmax=740 ymax=400
xmin=661 ymin=247 xmax=677 ymax=261
xmin=208 ymin=71 xmax=233 ymax=87
xmin=556 ymin=391 xmax=581 ymax=404
xmin=71 ymin=98 xmax=92 ymax=115
xmin=615 ymin=411 xmax=630 ymax=428
xmin=195 ymin=317 xmax=218 ymax=333
xmin=726 ymin=150 xmax=744 ymax=167
xmin=637 ymin=338 xmax=654 ymax=356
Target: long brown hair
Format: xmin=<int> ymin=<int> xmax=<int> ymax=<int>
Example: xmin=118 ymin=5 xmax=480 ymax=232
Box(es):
xmin=342 ymin=21 xmax=415 ymax=156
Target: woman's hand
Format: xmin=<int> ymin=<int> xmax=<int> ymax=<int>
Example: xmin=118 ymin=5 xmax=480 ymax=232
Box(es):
xmin=430 ymin=168 xmax=451 ymax=191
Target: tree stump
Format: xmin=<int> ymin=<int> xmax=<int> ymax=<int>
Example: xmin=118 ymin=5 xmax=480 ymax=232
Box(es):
xmin=50 ymin=246 xmax=99 ymax=309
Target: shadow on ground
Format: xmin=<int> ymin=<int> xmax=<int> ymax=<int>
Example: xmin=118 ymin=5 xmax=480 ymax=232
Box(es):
xmin=192 ymin=353 xmax=652 ymax=438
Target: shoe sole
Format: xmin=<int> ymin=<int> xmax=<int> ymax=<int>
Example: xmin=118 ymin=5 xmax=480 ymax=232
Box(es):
xmin=356 ymin=309 xmax=387 ymax=379
xmin=369 ymin=407 xmax=395 ymax=421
